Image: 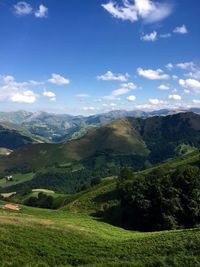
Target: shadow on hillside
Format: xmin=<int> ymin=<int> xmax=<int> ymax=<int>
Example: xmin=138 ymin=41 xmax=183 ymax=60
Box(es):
xmin=90 ymin=189 xmax=123 ymax=228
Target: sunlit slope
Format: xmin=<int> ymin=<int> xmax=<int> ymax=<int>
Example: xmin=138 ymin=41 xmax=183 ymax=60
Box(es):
xmin=0 ymin=204 xmax=200 ymax=266
xmin=0 ymin=119 xmax=149 ymax=172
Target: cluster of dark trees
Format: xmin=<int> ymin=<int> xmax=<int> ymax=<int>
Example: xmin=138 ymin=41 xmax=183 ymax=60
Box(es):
xmin=24 ymin=192 xmax=54 ymax=209
xmin=0 ymin=168 xmax=105 ymax=194
xmin=117 ymin=165 xmax=200 ymax=231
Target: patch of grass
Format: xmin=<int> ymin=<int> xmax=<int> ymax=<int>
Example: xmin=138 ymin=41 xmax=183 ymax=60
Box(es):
xmin=0 ymin=205 xmax=200 ymax=266
xmin=0 ymin=173 xmax=34 ymax=188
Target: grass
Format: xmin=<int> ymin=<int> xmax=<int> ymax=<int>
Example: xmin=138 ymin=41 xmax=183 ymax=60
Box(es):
xmin=0 ymin=151 xmax=200 ymax=266
xmin=1 ymin=203 xmax=200 ymax=267
xmin=0 ymin=172 xmax=34 ymax=188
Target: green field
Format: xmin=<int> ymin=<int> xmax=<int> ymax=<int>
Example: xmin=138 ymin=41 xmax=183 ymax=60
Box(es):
xmin=1 ymin=203 xmax=200 ymax=267
xmin=0 ymin=151 xmax=200 ymax=266
xmin=0 ymin=173 xmax=34 ymax=188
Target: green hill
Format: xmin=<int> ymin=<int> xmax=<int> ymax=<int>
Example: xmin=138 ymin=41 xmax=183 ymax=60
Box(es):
xmin=0 ymin=112 xmax=199 ymax=175
xmin=1 ymin=202 xmax=200 ymax=266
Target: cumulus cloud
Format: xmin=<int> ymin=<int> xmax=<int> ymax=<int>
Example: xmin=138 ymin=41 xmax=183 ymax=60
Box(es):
xmin=120 ymin=82 xmax=137 ymax=89
xmin=14 ymin=1 xmax=33 ymax=16
xmin=127 ymin=95 xmax=136 ymax=101
xmin=179 ymin=79 xmax=200 ymax=89
xmin=168 ymin=94 xmax=182 ymax=100
xmin=43 ymin=91 xmax=56 ymax=101
xmin=13 ymin=2 xmax=48 ymax=18
xmin=141 ymin=31 xmax=157 ymax=42
xmin=10 ymin=90 xmax=37 ymax=103
xmin=35 ymin=4 xmax=48 ymax=18
xmin=48 ymin=73 xmax=70 ymax=85
xmin=0 ymin=75 xmax=40 ymax=103
xmin=104 ymin=82 xmax=137 ymax=100
xmin=158 ymin=84 xmax=170 ymax=90
xmin=173 ymin=25 xmax=188 ymax=34
xmin=166 ymin=63 xmax=173 ymax=70
xmin=176 ymin=61 xmax=195 ymax=70
xmin=149 ymin=98 xmax=164 ymax=105
xmin=102 ymin=0 xmax=173 ymax=24
xmin=137 ymin=68 xmax=170 ymax=80
xmin=97 ymin=71 xmax=129 ymax=82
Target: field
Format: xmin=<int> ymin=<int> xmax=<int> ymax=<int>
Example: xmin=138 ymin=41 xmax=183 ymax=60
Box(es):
xmin=1 ymin=203 xmax=200 ymax=267
xmin=1 ymin=151 xmax=200 ymax=266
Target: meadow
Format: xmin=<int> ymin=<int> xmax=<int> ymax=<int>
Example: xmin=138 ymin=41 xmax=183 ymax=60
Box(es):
xmin=1 ymin=202 xmax=200 ymax=267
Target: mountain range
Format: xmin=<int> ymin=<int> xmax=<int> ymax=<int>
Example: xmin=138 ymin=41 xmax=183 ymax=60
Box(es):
xmin=0 ymin=112 xmax=199 ymax=176
xmin=0 ymin=108 xmax=200 ymax=144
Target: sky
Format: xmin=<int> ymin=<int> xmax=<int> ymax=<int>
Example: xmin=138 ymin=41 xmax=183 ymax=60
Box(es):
xmin=0 ymin=0 xmax=200 ymax=115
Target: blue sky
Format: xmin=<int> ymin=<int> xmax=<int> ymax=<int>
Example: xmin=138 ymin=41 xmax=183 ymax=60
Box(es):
xmin=0 ymin=0 xmax=200 ymax=115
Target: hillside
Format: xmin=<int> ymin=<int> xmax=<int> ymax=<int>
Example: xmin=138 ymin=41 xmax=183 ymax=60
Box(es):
xmin=0 ymin=118 xmax=149 ymax=173
xmin=1 ymin=202 xmax=200 ymax=266
xmin=1 ymin=109 xmax=199 ymax=143
xmin=0 ymin=112 xmax=199 ymax=175
xmin=0 ymin=124 xmax=37 ymax=150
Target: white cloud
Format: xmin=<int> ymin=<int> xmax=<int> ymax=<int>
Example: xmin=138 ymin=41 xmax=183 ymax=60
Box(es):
xmin=127 ymin=95 xmax=136 ymax=101
xmin=110 ymin=103 xmax=116 ymax=106
xmin=173 ymin=25 xmax=188 ymax=34
xmin=166 ymin=63 xmax=173 ymax=70
xmin=0 ymin=75 xmax=42 ymax=104
xmin=111 ymin=88 xmax=130 ymax=97
xmin=179 ymin=79 xmax=200 ymax=89
xmin=176 ymin=61 xmax=195 ymax=70
xmin=104 ymin=82 xmax=136 ymax=100
xmin=35 ymin=4 xmax=48 ymax=18
xmin=97 ymin=71 xmax=129 ymax=82
xmin=187 ymin=69 xmax=200 ymax=80
xmin=76 ymin=94 xmax=90 ymax=98
xmin=14 ymin=2 xmax=33 ymax=16
xmin=3 ymin=75 xmax=15 ymax=83
xmin=10 ymin=90 xmax=37 ymax=103
xmin=141 ymin=31 xmax=157 ymax=42
xmin=168 ymin=94 xmax=182 ymax=100
xmin=43 ymin=91 xmax=56 ymax=101
xmin=83 ymin=106 xmax=95 ymax=111
xmin=184 ymin=89 xmax=190 ymax=94
xmin=43 ymin=91 xmax=55 ymax=98
xmin=192 ymin=100 xmax=200 ymax=105
xmin=48 ymin=73 xmax=70 ymax=85
xmin=149 ymin=98 xmax=164 ymax=105
xmin=158 ymin=84 xmax=170 ymax=90
xmin=120 ymin=82 xmax=137 ymax=89
xmin=137 ymin=68 xmax=170 ymax=80
xmin=102 ymin=0 xmax=173 ymax=24
xmin=172 ymin=75 xmax=178 ymax=80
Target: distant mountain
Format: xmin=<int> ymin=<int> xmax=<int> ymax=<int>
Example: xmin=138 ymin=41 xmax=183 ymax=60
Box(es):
xmin=0 ymin=108 xmax=199 ymax=143
xmin=0 ymin=110 xmax=32 ymax=124
xmin=0 ymin=112 xmax=199 ymax=174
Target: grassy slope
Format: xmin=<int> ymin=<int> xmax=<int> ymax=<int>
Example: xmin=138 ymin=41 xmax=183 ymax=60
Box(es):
xmin=0 ymin=152 xmax=200 ymax=266
xmin=1 ymin=204 xmax=200 ymax=267
xmin=0 ymin=173 xmax=34 ymax=188
xmin=66 ymin=150 xmax=200 ymax=213
xmin=0 ymin=119 xmax=149 ymax=172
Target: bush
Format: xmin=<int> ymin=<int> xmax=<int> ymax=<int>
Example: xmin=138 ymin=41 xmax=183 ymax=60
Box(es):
xmin=117 ymin=166 xmax=200 ymax=231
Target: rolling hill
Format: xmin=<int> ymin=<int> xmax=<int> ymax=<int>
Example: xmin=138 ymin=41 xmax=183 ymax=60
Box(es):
xmin=1 ymin=108 xmax=199 ymax=143
xmin=0 ymin=150 xmax=200 ymax=266
xmin=0 ymin=112 xmax=199 ymax=174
